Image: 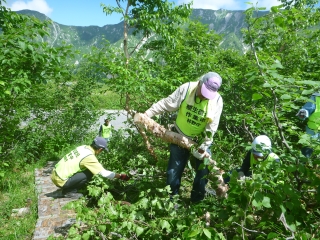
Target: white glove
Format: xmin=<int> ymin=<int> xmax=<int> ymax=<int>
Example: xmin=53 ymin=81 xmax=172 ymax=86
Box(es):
xmin=238 ymin=171 xmax=246 ymax=181
xmin=192 ymin=149 xmax=206 ymax=160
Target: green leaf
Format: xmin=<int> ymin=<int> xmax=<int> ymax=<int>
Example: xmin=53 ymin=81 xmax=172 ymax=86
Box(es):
xmin=280 ymin=205 xmax=286 ymax=213
xmin=252 ymin=199 xmax=262 ymax=208
xmin=287 ymin=165 xmax=297 ymax=172
xmin=18 ymin=41 xmax=26 ymax=50
xmin=160 ymin=220 xmax=171 ymax=231
xmin=263 ymin=82 xmax=272 ymax=88
xmin=262 ymin=196 xmax=271 ymax=208
xmin=267 ymin=232 xmax=279 ymax=239
xmin=203 ymin=228 xmax=211 ymax=239
xmin=274 ymin=17 xmax=284 ymax=27
xmin=297 ymin=80 xmax=320 ymax=86
xmin=27 ymin=45 xmax=34 ymax=51
xmin=280 ymin=94 xmax=291 ymax=100
xmin=271 ymin=6 xmax=279 ymax=13
xmin=252 ymin=93 xmax=263 ymax=100
xmin=135 ymin=226 xmax=144 ymax=237
xmin=82 ymin=232 xmax=90 ymax=240
xmin=188 ymin=229 xmax=200 ymax=237
xmin=301 ymin=89 xmax=314 ymax=95
xmin=217 ymin=232 xmax=226 ymax=239
xmin=246 ymin=215 xmax=255 ymax=224
xmin=98 ymin=225 xmax=106 ymax=233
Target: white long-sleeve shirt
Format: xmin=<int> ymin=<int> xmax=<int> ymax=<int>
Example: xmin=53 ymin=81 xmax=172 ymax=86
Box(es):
xmin=145 ymin=81 xmax=223 ymax=151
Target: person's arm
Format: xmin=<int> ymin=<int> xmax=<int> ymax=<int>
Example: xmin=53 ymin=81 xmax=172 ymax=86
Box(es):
xmin=81 ymin=156 xmax=130 ymax=181
xmin=145 ymin=83 xmax=189 ymax=118
xmin=198 ymin=95 xmax=223 ymax=151
xmin=239 ymin=150 xmax=251 ymax=175
xmin=99 ymin=169 xmax=130 ymax=180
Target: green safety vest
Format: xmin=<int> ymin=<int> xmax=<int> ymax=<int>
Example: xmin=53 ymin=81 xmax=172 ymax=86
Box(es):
xmin=102 ymin=124 xmax=112 ymax=138
xmin=307 ymin=96 xmax=320 ymax=131
xmin=55 ymin=145 xmax=94 ymax=180
xmin=250 ymin=152 xmax=279 ymax=170
xmin=175 ymin=82 xmax=209 ymax=137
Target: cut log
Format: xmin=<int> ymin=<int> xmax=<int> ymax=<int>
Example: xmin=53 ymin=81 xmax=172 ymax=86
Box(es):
xmin=134 ymin=112 xmax=228 ymax=197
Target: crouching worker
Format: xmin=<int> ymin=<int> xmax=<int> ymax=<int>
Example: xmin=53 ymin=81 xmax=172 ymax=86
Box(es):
xmin=224 ymin=135 xmax=280 ymax=183
xmin=51 ymin=137 xmax=130 ymax=198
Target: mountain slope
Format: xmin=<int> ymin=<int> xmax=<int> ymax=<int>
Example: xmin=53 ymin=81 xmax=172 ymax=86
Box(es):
xmin=16 ymin=9 xmax=258 ymax=53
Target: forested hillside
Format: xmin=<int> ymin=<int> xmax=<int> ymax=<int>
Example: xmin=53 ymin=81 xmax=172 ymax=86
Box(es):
xmin=16 ymin=8 xmax=257 ymax=53
xmin=1 ymin=0 xmax=320 ymax=239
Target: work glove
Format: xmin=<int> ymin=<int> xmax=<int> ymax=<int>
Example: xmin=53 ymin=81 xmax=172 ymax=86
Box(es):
xmin=192 ymin=149 xmax=206 ymax=160
xmin=296 ymin=109 xmax=308 ymax=119
xmin=119 ymin=174 xmax=130 ymax=181
xmin=237 ymin=171 xmax=246 ymax=181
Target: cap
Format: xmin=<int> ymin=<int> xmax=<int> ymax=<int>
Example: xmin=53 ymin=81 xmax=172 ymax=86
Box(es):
xmin=93 ymin=137 xmax=108 ymax=151
xmin=200 ymin=72 xmax=222 ymax=100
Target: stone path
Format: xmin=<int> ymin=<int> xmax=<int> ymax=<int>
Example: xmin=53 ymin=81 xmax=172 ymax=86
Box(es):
xmin=33 ymin=161 xmax=78 ymax=240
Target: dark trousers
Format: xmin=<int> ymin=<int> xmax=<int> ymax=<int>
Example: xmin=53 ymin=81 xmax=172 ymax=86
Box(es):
xmin=167 ymin=143 xmax=210 ymax=203
xmin=62 ymin=169 xmax=93 ymax=194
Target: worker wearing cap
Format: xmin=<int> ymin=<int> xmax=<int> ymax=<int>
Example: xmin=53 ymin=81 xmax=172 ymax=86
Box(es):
xmin=224 ymin=135 xmax=280 ymax=183
xmin=51 ymin=137 xmax=130 ymax=198
xmin=144 ymin=72 xmax=223 ymax=203
xmin=99 ymin=118 xmax=112 ymax=142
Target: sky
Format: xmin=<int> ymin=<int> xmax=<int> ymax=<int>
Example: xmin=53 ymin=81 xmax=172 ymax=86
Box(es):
xmin=4 ymin=0 xmax=283 ymax=27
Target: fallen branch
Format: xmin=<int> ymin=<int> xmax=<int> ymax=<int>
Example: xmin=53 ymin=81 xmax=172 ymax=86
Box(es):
xmin=134 ymin=112 xmax=228 ymax=198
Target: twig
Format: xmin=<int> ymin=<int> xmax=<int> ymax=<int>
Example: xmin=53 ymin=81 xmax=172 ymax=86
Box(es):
xmin=279 ymin=213 xmax=295 ymax=240
xmin=232 ymin=222 xmax=266 ymax=235
xmin=243 ymin=118 xmax=254 ymax=140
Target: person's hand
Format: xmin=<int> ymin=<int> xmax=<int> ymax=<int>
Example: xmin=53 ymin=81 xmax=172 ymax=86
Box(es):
xmin=296 ymin=109 xmax=307 ymax=119
xmin=238 ymin=171 xmax=246 ymax=181
xmin=192 ymin=148 xmax=205 ymax=160
xmin=119 ymin=173 xmax=130 ymax=181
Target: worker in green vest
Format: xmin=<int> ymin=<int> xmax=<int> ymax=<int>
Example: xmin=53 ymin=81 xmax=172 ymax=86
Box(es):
xmin=99 ymin=118 xmax=112 ymax=142
xmin=51 ymin=137 xmax=130 ymax=199
xmin=296 ymin=93 xmax=320 ymax=157
xmin=224 ymin=135 xmax=280 ymax=183
xmin=144 ymin=72 xmax=223 ymax=203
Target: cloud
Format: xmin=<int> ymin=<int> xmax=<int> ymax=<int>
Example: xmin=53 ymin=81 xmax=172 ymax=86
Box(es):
xmin=8 ymin=0 xmax=53 ymax=16
xmin=176 ymin=0 xmax=282 ymax=10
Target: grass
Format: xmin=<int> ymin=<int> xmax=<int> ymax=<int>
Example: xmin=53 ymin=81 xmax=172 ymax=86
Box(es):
xmin=92 ymin=86 xmax=123 ymax=110
xmin=0 ymin=160 xmax=46 ymax=240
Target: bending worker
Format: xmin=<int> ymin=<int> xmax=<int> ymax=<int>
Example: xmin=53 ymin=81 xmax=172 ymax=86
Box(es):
xmin=144 ymin=72 xmax=223 ymax=203
xmin=296 ymin=92 xmax=320 ymax=158
xmin=224 ymin=135 xmax=280 ymax=183
xmin=51 ymin=137 xmax=130 ymax=198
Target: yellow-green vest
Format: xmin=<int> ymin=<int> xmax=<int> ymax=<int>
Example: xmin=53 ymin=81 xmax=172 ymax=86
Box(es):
xmin=55 ymin=145 xmax=93 ymax=180
xmin=175 ymin=82 xmax=209 ymax=137
xmin=102 ymin=124 xmax=112 ymax=138
xmin=307 ymin=96 xmax=320 ymax=131
xmin=250 ymin=152 xmax=279 ymax=170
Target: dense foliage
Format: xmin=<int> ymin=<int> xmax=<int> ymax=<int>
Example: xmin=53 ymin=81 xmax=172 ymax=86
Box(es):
xmin=1 ymin=0 xmax=320 ymax=239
